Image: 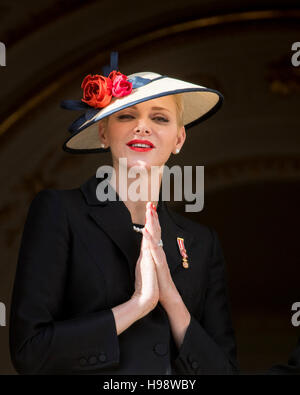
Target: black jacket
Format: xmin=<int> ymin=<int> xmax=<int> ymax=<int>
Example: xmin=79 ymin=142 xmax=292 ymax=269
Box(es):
xmin=267 ymin=336 xmax=300 ymax=375
xmin=9 ymin=173 xmax=239 ymax=375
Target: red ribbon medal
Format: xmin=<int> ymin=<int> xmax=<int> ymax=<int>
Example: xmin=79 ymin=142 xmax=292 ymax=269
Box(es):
xmin=177 ymin=237 xmax=189 ymax=268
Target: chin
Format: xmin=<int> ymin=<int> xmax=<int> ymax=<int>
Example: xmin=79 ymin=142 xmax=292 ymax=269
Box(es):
xmin=127 ymin=159 xmax=153 ymax=171
xmin=116 ymin=153 xmax=165 ymax=172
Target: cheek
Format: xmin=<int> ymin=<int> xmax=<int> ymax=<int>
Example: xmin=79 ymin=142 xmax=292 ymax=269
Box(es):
xmin=160 ymin=133 xmax=177 ymax=150
xmin=106 ymin=124 xmax=126 ymax=145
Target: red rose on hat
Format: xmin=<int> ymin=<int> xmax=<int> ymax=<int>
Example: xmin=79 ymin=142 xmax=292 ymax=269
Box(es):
xmin=81 ymin=74 xmax=113 ymax=108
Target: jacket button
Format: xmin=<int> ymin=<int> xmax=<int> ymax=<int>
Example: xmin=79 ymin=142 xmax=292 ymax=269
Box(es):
xmin=187 ymin=354 xmax=194 ymax=363
xmin=88 ymin=356 xmax=97 ymax=365
xmin=153 ymin=343 xmax=168 ymax=356
xmin=191 ymin=361 xmax=199 ymax=369
xmin=79 ymin=357 xmax=87 ymax=366
xmin=98 ymin=353 xmax=107 ymax=362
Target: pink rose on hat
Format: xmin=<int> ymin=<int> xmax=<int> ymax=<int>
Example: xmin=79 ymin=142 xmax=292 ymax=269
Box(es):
xmin=109 ymin=71 xmax=133 ymax=97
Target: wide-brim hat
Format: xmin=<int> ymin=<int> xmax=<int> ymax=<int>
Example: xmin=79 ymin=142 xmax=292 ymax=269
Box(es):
xmin=61 ymin=52 xmax=224 ymax=154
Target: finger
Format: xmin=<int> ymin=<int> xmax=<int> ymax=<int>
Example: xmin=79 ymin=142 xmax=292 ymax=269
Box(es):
xmin=141 ymin=228 xmax=153 ymax=257
xmin=144 ymin=229 xmax=166 ymax=265
xmin=142 ymin=226 xmax=151 ymax=245
xmin=146 ymin=203 xmax=161 ymax=239
xmin=145 ymin=202 xmax=152 ymax=226
xmin=143 ymin=220 xmax=161 ymax=245
xmin=141 ymin=233 xmax=150 ymax=252
xmin=146 ymin=205 xmax=157 ymax=240
xmin=145 ymin=205 xmax=153 ymax=235
xmin=151 ymin=204 xmax=161 ymax=232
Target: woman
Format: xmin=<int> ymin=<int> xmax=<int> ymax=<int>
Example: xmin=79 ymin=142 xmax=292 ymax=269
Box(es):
xmin=9 ymin=52 xmax=239 ymax=375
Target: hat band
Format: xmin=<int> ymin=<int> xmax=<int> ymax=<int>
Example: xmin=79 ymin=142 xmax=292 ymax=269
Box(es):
xmin=128 ymin=74 xmax=165 ymax=88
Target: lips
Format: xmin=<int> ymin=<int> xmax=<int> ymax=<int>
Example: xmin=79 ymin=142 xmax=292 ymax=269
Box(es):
xmin=126 ymin=139 xmax=155 ymax=152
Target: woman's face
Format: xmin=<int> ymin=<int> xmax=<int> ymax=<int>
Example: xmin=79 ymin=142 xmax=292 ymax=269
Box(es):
xmin=98 ymin=95 xmax=186 ymax=170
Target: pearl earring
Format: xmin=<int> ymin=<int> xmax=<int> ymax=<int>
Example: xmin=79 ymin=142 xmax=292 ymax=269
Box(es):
xmin=100 ymin=143 xmax=105 ymax=148
xmin=175 ymin=148 xmax=180 ymax=154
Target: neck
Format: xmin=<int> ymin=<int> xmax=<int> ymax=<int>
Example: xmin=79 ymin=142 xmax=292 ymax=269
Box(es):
xmin=109 ymin=162 xmax=163 ymax=225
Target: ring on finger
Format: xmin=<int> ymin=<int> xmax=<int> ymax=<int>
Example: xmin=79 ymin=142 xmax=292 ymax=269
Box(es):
xmin=157 ymin=239 xmax=163 ymax=247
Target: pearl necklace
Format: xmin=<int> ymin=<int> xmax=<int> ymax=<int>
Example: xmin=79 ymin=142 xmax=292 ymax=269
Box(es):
xmin=132 ymin=224 xmax=163 ymax=247
xmin=132 ymin=225 xmax=144 ymax=233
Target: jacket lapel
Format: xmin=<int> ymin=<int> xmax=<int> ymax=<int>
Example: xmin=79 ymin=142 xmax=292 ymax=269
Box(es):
xmin=88 ymin=203 xmax=140 ymax=276
xmin=80 ymin=174 xmax=139 ymax=282
xmin=80 ymin=174 xmax=194 ymax=280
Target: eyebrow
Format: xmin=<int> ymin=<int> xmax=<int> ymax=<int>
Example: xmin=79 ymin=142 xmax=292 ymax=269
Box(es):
xmin=129 ymin=105 xmax=171 ymax=113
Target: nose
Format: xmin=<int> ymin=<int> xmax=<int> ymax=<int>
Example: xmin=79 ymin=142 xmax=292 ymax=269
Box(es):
xmin=133 ymin=119 xmax=152 ymax=136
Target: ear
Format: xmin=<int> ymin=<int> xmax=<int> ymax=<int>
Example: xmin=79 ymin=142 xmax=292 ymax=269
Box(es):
xmin=172 ymin=126 xmax=186 ymax=154
xmin=98 ymin=120 xmax=109 ymax=146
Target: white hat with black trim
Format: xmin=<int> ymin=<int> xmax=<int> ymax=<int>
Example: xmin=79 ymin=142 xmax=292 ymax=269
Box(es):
xmin=61 ymin=52 xmax=223 ymax=154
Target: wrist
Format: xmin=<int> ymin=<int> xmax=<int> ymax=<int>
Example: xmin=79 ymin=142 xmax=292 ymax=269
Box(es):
xmin=160 ymin=286 xmax=182 ymax=307
xmin=130 ymin=294 xmax=155 ymax=318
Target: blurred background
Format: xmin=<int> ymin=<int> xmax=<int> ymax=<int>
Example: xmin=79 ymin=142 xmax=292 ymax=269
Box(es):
xmin=0 ymin=0 xmax=300 ymax=374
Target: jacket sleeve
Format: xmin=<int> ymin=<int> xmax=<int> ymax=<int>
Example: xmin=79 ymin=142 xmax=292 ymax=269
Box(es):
xmin=9 ymin=189 xmax=120 ymax=375
xmin=266 ymin=336 xmax=300 ymax=375
xmin=173 ymin=227 xmax=239 ymax=375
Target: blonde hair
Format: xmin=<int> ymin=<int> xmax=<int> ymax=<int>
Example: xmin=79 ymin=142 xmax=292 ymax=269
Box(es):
xmin=172 ymin=93 xmax=184 ymax=130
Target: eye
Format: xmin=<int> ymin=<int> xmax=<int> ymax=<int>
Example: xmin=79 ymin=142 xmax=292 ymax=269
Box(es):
xmin=117 ymin=114 xmax=134 ymax=120
xmin=153 ymin=116 xmax=169 ymax=123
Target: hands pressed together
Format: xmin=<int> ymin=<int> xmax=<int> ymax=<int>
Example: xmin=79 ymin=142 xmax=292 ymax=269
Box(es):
xmin=133 ymin=201 xmax=179 ymax=315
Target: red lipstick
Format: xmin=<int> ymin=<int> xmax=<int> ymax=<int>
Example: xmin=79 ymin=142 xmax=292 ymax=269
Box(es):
xmin=126 ymin=139 xmax=155 ymax=152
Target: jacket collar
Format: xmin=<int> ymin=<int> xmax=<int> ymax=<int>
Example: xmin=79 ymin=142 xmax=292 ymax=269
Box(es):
xmin=80 ymin=173 xmax=194 ymax=279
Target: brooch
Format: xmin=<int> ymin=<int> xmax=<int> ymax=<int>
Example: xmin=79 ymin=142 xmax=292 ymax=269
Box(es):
xmin=177 ymin=237 xmax=189 ymax=269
